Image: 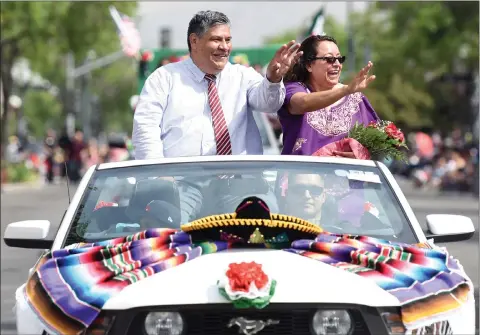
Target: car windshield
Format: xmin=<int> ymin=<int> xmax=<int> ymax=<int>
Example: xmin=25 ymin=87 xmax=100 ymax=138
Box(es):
xmin=65 ymin=160 xmax=418 ymax=246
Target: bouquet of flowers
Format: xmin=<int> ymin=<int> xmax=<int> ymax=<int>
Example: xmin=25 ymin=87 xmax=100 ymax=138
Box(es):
xmin=312 ymin=120 xmax=408 ymax=161
xmin=348 ymin=120 xmax=408 ymax=161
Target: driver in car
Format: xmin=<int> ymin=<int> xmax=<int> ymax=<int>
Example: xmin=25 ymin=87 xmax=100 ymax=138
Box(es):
xmin=283 ymin=173 xmax=386 ymax=232
xmin=283 ymin=173 xmax=327 ymax=225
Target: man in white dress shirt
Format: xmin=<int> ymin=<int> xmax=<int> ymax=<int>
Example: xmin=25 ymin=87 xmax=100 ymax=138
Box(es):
xmin=132 ymin=10 xmax=301 ymax=222
xmin=133 ymin=10 xmax=301 ymax=158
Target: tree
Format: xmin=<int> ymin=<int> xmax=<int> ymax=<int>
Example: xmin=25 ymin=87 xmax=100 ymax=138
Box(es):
xmin=22 ymin=90 xmax=63 ymax=138
xmin=0 ymin=2 xmax=137 ymax=158
xmin=372 ymin=1 xmax=479 ymax=130
xmin=262 ymin=3 xmax=479 ymax=131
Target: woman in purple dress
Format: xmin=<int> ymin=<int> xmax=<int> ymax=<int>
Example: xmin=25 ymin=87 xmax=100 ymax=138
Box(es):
xmin=278 ymin=35 xmax=379 ymax=158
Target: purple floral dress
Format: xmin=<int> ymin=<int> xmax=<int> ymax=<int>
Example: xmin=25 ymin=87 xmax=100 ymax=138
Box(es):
xmin=277 ymin=82 xmax=379 ymax=155
xmin=277 ymin=82 xmax=381 ymax=227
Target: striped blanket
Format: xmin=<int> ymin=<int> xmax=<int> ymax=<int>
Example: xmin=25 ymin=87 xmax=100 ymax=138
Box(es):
xmin=24 ymin=229 xmax=471 ymax=335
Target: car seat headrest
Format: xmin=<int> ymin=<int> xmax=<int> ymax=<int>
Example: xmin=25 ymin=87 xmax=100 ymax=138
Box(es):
xmin=126 ymin=178 xmax=180 ymax=222
xmin=142 ymin=200 xmax=181 ymax=228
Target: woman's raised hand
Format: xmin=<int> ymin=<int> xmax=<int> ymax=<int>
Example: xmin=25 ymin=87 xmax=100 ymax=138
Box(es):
xmin=346 ymin=61 xmax=376 ymax=93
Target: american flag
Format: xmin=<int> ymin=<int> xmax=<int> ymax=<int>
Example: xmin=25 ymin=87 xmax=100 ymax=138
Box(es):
xmin=109 ymin=6 xmax=141 ymax=58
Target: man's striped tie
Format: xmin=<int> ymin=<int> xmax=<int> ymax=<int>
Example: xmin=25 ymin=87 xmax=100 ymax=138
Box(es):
xmin=205 ymin=74 xmax=232 ymax=155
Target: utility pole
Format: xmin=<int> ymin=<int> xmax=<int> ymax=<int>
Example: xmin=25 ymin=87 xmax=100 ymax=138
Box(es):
xmin=65 ymin=53 xmax=76 ymax=138
xmin=346 ymin=2 xmax=355 ymax=76
xmin=64 ymin=50 xmax=125 ymax=138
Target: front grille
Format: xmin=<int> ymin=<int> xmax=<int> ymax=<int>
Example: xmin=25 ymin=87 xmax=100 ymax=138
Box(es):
xmin=126 ymin=306 xmax=370 ymax=335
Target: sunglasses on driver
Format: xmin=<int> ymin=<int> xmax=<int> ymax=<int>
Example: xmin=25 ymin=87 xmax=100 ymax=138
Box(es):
xmin=289 ymin=184 xmax=325 ymax=197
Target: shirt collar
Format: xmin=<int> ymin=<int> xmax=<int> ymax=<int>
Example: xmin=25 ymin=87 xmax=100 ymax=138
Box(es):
xmin=185 ymin=57 xmax=229 ymax=83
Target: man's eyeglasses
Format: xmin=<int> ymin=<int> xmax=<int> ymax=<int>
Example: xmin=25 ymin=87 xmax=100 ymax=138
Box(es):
xmin=311 ymin=56 xmax=346 ymax=64
xmin=289 ymin=185 xmax=324 ymax=197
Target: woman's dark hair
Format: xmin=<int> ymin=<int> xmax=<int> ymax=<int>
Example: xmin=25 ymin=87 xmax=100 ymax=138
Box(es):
xmin=284 ymin=35 xmax=338 ymax=83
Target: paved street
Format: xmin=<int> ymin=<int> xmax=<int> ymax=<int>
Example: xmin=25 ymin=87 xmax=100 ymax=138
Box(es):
xmin=1 ymin=179 xmax=478 ymax=334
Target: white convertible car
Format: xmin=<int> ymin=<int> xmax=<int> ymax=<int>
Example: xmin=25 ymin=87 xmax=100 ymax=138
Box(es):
xmin=4 ymin=156 xmax=476 ymax=335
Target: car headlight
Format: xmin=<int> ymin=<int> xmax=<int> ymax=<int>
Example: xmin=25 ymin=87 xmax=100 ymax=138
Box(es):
xmin=311 ymin=309 xmax=352 ymax=335
xmin=144 ymin=312 xmax=184 ymax=335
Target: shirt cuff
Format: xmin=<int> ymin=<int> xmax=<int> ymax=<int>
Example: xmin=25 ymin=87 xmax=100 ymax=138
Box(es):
xmin=264 ymin=76 xmax=285 ymax=90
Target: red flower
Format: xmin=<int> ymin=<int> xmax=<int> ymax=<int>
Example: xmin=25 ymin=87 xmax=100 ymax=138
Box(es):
xmin=226 ymin=262 xmax=269 ymax=292
xmin=385 ymin=123 xmax=405 ymax=143
xmin=368 ymin=121 xmax=377 ymax=128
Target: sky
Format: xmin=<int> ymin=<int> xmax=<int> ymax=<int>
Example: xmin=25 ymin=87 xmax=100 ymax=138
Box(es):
xmin=136 ymin=2 xmax=369 ymax=50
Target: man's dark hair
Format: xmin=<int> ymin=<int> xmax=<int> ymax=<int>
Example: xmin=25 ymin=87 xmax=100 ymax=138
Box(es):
xmin=187 ymin=10 xmax=230 ymax=52
xmin=284 ymin=35 xmax=338 ymax=83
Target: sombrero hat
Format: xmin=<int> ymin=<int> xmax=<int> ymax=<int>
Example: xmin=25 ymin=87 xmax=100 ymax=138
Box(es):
xmin=181 ymin=196 xmax=322 ymax=248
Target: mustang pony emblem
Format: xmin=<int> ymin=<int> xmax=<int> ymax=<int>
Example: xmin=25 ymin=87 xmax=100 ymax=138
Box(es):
xmin=227 ymin=317 xmax=280 ymax=335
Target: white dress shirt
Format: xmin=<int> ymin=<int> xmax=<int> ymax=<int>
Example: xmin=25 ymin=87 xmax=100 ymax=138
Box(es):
xmin=132 ymin=57 xmax=285 ymax=160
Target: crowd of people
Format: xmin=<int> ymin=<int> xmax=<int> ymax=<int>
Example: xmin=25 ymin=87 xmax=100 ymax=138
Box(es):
xmin=390 ymin=128 xmax=479 ymax=193
xmin=4 ymin=129 xmax=133 ymax=185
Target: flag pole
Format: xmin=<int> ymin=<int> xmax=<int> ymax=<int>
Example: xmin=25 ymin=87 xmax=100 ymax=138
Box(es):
xmin=109 ymin=6 xmax=127 ymax=36
xmin=346 ymin=2 xmax=355 ymax=77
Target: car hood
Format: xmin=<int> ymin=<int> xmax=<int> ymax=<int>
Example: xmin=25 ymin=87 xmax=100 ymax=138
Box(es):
xmin=102 ymin=249 xmax=400 ymax=310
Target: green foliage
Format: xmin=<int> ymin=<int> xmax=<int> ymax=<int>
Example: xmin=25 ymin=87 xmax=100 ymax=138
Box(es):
xmin=263 ymin=3 xmax=478 ymax=132
xmin=5 ymin=162 xmax=38 ymax=183
xmin=23 ymin=90 xmax=63 ymax=137
xmin=348 ymin=122 xmax=408 ymax=162
xmin=1 ymin=1 xmax=138 ymax=139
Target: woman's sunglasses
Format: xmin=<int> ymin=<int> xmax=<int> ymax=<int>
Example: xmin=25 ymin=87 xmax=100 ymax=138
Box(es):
xmin=311 ymin=56 xmax=346 ymax=64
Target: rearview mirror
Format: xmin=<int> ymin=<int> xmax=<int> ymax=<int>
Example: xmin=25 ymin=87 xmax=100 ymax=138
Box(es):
xmin=3 ymin=220 xmax=53 ymax=249
xmin=425 ymin=214 xmax=475 ymax=243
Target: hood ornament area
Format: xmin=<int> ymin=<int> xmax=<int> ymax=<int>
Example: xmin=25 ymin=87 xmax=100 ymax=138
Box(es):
xmin=227 ymin=317 xmax=280 ymax=335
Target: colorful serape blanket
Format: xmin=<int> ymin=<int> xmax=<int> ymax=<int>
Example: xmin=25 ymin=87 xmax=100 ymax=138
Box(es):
xmin=24 ymin=229 xmax=471 ymax=335
xmin=286 ymin=233 xmax=472 ymax=330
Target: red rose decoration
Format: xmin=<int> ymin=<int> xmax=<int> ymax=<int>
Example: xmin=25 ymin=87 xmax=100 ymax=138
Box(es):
xmin=385 ymin=123 xmax=405 ymax=143
xmin=226 ymin=262 xmax=269 ymax=292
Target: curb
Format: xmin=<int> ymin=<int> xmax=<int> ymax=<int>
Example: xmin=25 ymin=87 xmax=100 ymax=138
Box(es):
xmin=1 ymin=180 xmax=44 ymax=193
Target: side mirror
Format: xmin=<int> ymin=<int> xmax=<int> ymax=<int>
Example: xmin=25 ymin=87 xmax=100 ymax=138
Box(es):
xmin=425 ymin=214 xmax=475 ymax=243
xmin=3 ymin=220 xmax=53 ymax=249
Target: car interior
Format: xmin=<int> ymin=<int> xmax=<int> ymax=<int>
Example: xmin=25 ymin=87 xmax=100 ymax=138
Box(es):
xmin=80 ymin=171 xmax=397 ymax=239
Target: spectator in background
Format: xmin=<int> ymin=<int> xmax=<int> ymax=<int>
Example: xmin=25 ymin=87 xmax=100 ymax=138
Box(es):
xmin=81 ymin=138 xmax=100 ymax=174
xmin=44 ymin=129 xmax=57 ymax=183
xmin=6 ymin=136 xmax=21 ymax=163
xmin=66 ymin=129 xmax=86 ymax=183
